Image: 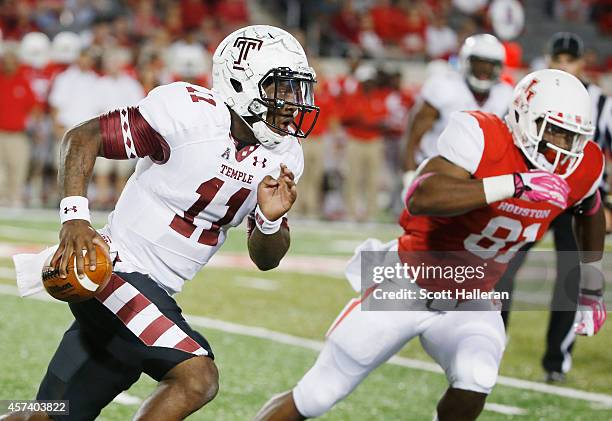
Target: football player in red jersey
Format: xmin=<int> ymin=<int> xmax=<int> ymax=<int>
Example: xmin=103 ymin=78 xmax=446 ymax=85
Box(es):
xmin=254 ymin=69 xmax=606 ymax=421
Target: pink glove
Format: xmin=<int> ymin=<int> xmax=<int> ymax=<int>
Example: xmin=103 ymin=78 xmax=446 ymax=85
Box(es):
xmin=575 ymin=292 xmax=607 ymax=336
xmin=513 ymin=170 xmax=570 ymax=208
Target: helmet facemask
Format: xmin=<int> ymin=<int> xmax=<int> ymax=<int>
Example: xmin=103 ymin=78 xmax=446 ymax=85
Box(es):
xmin=509 ymin=110 xmax=592 ymax=178
xmin=248 ymin=67 xmax=319 ymax=139
xmin=464 ymin=56 xmax=502 ymax=94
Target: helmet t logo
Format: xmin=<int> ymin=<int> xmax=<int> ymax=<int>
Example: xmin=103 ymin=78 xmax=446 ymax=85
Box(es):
xmin=233 ymin=37 xmax=263 ymax=70
xmin=524 ymin=78 xmax=539 ymax=103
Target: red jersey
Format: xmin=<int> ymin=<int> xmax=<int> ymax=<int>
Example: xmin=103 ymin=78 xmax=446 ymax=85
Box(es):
xmin=398 ymin=111 xmax=603 ymax=292
xmin=341 ymin=86 xmax=388 ymax=141
xmin=18 ymin=64 xmax=56 ymax=106
xmin=0 ymin=70 xmax=37 ymax=131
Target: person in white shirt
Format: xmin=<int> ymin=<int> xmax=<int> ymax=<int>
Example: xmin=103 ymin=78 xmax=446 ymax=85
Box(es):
xmin=404 ymin=34 xmax=513 ymax=173
xmin=94 ymin=48 xmax=145 ymax=207
xmin=47 ymin=47 xmax=100 ymax=203
xmin=425 ymin=14 xmax=458 ymax=60
xmin=49 ymin=47 xmax=101 ymax=134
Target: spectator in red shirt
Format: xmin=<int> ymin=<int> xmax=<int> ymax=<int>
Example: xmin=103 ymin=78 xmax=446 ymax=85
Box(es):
xmin=181 ymin=0 xmax=210 ymax=32
xmin=399 ymin=2 xmax=428 ymax=55
xmin=370 ymin=0 xmax=407 ymax=44
xmin=215 ymin=0 xmax=249 ymax=29
xmin=295 ymin=73 xmax=339 ymax=218
xmin=341 ymin=65 xmax=388 ymax=221
xmin=0 ymin=47 xmax=37 ymax=206
xmin=133 ymin=0 xmax=161 ymax=39
xmin=331 ymin=0 xmax=361 ymax=45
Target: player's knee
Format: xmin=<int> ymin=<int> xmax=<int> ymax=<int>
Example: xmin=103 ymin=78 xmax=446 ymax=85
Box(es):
xmin=451 ymin=335 xmax=502 ymax=394
xmin=293 ymin=348 xmax=356 ymax=418
xmin=293 ymin=376 xmax=350 ymax=418
xmin=172 ymin=356 xmax=219 ymax=407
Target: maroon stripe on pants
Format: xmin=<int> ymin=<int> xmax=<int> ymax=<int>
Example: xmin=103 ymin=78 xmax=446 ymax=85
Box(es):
xmin=139 ymin=315 xmax=174 ymax=345
xmin=115 ymin=293 xmax=151 ymax=324
xmin=174 ymin=336 xmax=202 ymax=353
xmin=96 ymin=274 xmax=125 ymax=302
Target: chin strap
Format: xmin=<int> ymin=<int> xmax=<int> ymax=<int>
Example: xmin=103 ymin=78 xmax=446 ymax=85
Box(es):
xmin=236 ymin=102 xmax=288 ymax=149
xmin=466 ymin=75 xmax=494 ymax=94
xmin=252 ymin=120 xmax=286 ymax=149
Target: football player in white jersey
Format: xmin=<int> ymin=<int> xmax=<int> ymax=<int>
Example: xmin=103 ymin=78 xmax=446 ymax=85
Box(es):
xmin=6 ymin=25 xmax=319 ymax=421
xmin=404 ymin=34 xmax=513 ymax=173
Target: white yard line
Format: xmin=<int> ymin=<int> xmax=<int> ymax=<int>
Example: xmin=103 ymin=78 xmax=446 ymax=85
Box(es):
xmin=0 ymin=267 xmax=15 ymax=278
xmin=0 ymin=226 xmax=58 ymax=243
xmin=185 ymin=315 xmax=612 ymax=408
xmin=0 ymin=242 xmax=347 ymax=278
xmin=483 ymin=403 xmax=527 ymax=415
xmin=112 ymin=392 xmax=142 ymax=406
xmin=233 ymin=276 xmax=280 ymax=291
xmin=1 ymin=284 xmax=610 ymax=409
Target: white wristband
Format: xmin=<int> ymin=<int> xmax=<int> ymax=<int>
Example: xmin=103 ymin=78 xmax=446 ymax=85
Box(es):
xmin=59 ymin=196 xmax=91 ymax=224
xmin=254 ymin=205 xmax=282 ymax=235
xmin=482 ymin=174 xmax=515 ymax=204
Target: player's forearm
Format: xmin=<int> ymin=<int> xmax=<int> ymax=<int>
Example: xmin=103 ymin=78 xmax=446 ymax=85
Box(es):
xmin=403 ymin=121 xmax=430 ymax=171
xmin=408 ymin=174 xmax=490 ymax=217
xmin=574 ymin=205 xmax=605 ymax=262
xmin=58 ymin=118 xmax=103 ymax=197
xmin=248 ymin=226 xmax=290 ymax=271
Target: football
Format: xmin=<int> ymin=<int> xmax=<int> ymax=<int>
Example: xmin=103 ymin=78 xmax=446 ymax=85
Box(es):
xmin=42 ymin=244 xmax=113 ymax=303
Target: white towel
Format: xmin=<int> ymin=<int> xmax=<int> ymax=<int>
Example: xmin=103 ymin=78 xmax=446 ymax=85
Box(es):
xmin=12 ymin=226 xmax=118 ymax=298
xmin=12 ymin=245 xmax=58 ymax=297
xmin=345 ymin=238 xmax=399 ymax=292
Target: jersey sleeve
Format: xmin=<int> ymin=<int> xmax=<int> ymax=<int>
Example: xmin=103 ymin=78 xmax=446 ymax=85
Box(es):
xmin=420 ymin=73 xmax=451 ymax=111
xmin=98 ymin=82 xmax=225 ymax=164
xmin=137 ymin=82 xmax=226 ymax=146
xmin=436 ymin=111 xmax=485 ymax=174
xmin=99 ymin=106 xmax=170 ymax=164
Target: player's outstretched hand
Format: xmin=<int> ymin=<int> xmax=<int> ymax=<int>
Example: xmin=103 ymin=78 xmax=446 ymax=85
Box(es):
xmin=513 ymin=170 xmax=570 ymax=208
xmin=50 ymin=219 xmax=110 ymax=279
xmin=257 ymin=164 xmax=297 ymax=221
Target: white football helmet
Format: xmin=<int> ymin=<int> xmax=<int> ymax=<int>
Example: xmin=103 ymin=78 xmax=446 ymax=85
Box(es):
xmin=459 ymin=34 xmax=505 ymax=94
xmin=212 ymin=25 xmax=319 ymax=148
xmin=506 ymin=69 xmax=594 ymax=177
xmin=170 ymin=44 xmax=210 ymax=78
xmin=51 ymin=31 xmax=82 ymax=64
xmin=19 ymin=32 xmax=51 ymax=69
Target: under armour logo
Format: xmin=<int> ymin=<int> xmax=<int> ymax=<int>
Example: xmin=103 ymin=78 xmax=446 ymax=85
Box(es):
xmin=232 ymin=37 xmax=263 ymax=70
xmin=253 ymin=156 xmax=267 ymax=168
xmin=221 ymin=148 xmax=231 ymax=160
xmin=63 ymin=206 xmax=78 ymax=214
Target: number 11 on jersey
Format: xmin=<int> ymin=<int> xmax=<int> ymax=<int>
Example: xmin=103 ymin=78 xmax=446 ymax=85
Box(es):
xmin=170 ymin=177 xmax=251 ymax=246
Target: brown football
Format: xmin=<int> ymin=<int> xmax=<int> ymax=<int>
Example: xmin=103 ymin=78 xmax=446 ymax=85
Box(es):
xmin=42 ymin=244 xmax=112 ymax=303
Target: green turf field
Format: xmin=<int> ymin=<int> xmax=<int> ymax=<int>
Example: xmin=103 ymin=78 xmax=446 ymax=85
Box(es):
xmin=0 ymin=210 xmax=611 ymax=420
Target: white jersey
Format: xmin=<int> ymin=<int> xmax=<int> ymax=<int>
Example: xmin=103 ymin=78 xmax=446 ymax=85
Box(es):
xmin=103 ymin=82 xmax=304 ymax=293
xmin=416 ymin=70 xmax=513 ymax=164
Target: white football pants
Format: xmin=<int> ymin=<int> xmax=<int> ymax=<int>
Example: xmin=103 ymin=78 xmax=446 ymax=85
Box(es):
xmin=293 ymin=282 xmax=506 ymax=418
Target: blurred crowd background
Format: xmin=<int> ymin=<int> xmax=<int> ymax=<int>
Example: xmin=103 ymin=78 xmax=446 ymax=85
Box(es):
xmin=0 ymin=0 xmax=611 ymax=222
